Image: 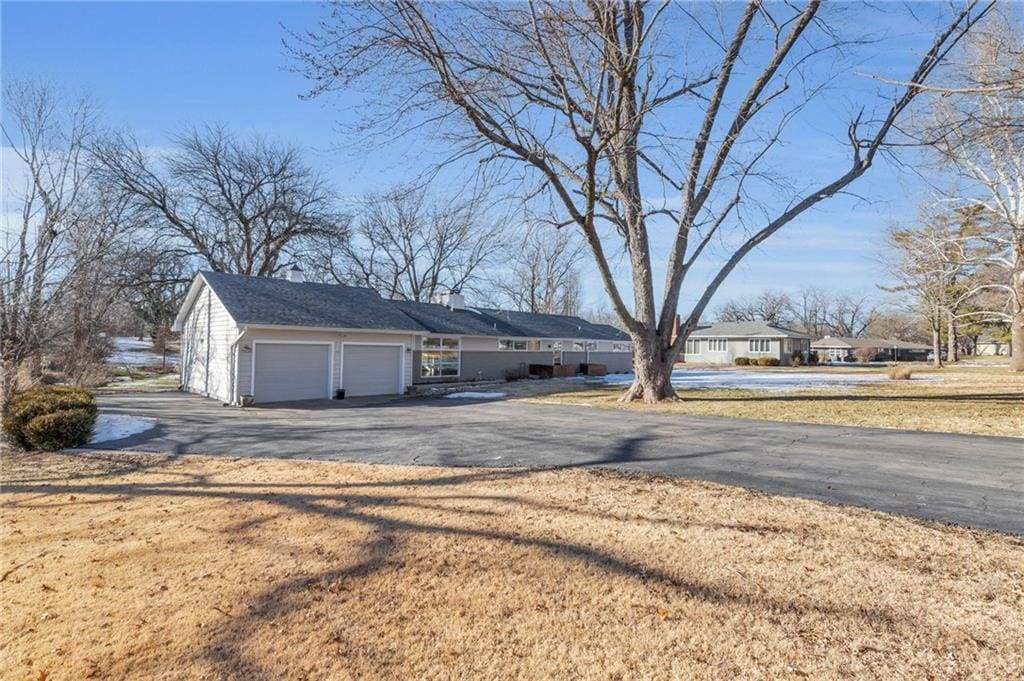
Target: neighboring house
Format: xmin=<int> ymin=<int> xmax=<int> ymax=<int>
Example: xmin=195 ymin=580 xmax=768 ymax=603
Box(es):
xmin=975 ymin=333 xmax=1010 ymax=357
xmin=171 ymin=268 xmax=632 ymax=404
xmin=810 ymin=336 xmax=930 ymax=362
xmin=682 ymin=321 xmax=811 ymax=366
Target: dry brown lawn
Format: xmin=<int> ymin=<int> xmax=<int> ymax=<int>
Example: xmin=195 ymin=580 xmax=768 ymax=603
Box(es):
xmin=2 ymin=451 xmax=1022 ymax=680
xmin=529 ymin=367 xmax=1024 ymax=437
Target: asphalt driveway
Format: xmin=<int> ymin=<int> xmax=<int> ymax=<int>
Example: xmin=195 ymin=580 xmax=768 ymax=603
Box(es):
xmin=91 ymin=391 xmax=1023 ymax=535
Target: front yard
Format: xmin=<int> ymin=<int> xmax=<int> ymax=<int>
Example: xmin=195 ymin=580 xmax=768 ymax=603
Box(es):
xmin=3 ymin=451 xmax=1022 ymax=679
xmin=531 ymin=365 xmax=1024 ymax=437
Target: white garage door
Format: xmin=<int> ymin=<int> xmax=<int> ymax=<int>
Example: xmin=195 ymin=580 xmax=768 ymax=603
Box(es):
xmin=253 ymin=343 xmax=331 ymax=403
xmin=343 ymin=345 xmax=403 ymax=397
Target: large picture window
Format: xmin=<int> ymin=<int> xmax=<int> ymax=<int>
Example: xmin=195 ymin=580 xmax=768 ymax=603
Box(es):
xmin=498 ymin=339 xmax=541 ymax=351
xmin=421 ymin=337 xmax=460 ymax=377
xmin=748 ymin=338 xmax=771 ymax=353
xmin=612 ymin=342 xmax=632 ymax=352
xmin=708 ymin=338 xmax=727 ymax=352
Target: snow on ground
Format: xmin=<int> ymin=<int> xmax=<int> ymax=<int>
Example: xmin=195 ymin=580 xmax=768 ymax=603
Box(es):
xmin=89 ymin=413 xmax=157 ymax=444
xmin=603 ymin=368 xmax=901 ymax=392
xmin=106 ymin=336 xmax=179 ymax=367
xmin=445 ymin=391 xmax=508 ymax=399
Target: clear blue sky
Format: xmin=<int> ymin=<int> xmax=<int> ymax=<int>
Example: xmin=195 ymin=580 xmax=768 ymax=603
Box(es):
xmin=2 ymin=1 xmax=943 ymax=316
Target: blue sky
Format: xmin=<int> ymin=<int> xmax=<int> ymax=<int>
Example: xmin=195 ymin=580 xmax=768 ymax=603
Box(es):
xmin=2 ymin=1 xmax=944 ymax=316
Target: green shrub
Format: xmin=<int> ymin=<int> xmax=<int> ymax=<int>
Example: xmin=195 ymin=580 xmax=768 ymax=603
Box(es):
xmin=755 ymin=357 xmax=781 ymax=367
xmin=21 ymin=408 xmax=96 ymax=451
xmin=734 ymin=357 xmax=750 ymax=366
xmin=2 ymin=386 xmax=97 ymax=451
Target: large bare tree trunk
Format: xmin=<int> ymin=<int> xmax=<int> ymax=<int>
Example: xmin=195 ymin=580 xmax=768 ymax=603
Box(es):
xmin=1012 ymin=260 xmax=1024 ymax=371
xmin=619 ymin=333 xmax=677 ymax=403
xmin=947 ymin=310 xmax=959 ymax=363
xmin=932 ymin=308 xmax=943 ymax=368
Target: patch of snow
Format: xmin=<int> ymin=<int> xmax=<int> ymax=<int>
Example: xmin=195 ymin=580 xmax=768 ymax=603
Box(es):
xmin=603 ymin=368 xmax=915 ymax=392
xmin=89 ymin=413 xmax=157 ymax=444
xmin=106 ymin=336 xmax=179 ymax=367
xmin=444 ymin=391 xmax=508 ymax=399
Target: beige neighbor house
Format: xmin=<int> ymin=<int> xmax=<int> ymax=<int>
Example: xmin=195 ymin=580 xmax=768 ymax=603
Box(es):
xmin=681 ymin=321 xmax=811 ymax=366
xmin=811 ymin=336 xmax=930 ymax=362
xmin=171 ymin=269 xmax=633 ymax=404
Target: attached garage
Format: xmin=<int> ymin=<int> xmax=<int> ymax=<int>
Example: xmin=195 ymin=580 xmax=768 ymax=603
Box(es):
xmin=342 ymin=344 xmax=404 ymax=397
xmin=252 ymin=342 xmax=332 ymax=403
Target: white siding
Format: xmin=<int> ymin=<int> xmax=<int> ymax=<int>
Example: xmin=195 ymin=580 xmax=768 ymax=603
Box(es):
xmin=179 ymin=285 xmax=238 ymax=403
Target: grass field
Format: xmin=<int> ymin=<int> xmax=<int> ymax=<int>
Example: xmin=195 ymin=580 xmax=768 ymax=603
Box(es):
xmin=3 ymin=451 xmax=1022 ymax=680
xmin=530 ymin=365 xmax=1024 ymax=438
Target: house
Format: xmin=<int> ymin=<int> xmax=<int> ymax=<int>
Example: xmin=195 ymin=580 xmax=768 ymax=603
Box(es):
xmin=171 ymin=269 xmax=632 ymax=404
xmin=810 ymin=336 xmax=930 ymax=362
xmin=681 ymin=321 xmax=811 ymax=366
xmin=975 ymin=333 xmax=1010 ymax=357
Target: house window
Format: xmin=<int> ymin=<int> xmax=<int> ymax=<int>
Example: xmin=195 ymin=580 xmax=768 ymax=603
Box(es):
xmin=748 ymin=338 xmax=771 ymax=354
xmin=572 ymin=341 xmax=584 ymax=351
xmin=708 ymin=338 xmax=727 ymax=352
xmin=421 ymin=337 xmax=460 ymax=377
xmin=685 ymin=339 xmax=700 ymax=354
xmin=612 ymin=342 xmax=632 ymax=352
xmin=498 ymin=339 xmax=541 ymax=351
xmin=586 ymin=341 xmax=597 ymax=351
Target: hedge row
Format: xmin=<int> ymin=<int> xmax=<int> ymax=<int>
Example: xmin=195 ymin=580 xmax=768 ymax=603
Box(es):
xmin=734 ymin=357 xmax=781 ymax=366
xmin=2 ymin=386 xmax=97 ymax=451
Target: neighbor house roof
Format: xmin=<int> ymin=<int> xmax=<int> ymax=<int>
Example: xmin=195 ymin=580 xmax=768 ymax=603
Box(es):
xmin=810 ymin=336 xmax=931 ymax=350
xmin=176 ymin=271 xmax=629 ymax=341
xmin=689 ymin=321 xmax=811 ymax=339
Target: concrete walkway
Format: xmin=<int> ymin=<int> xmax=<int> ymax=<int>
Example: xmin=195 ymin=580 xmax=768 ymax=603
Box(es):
xmin=91 ymin=392 xmax=1024 ymax=535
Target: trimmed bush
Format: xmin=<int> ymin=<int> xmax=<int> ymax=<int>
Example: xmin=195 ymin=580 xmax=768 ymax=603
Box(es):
xmin=734 ymin=357 xmax=750 ymax=366
xmin=808 ymin=351 xmax=819 ymax=365
xmin=21 ymin=408 xmax=96 ymax=451
xmin=755 ymin=357 xmax=781 ymax=367
xmin=887 ymin=365 xmax=913 ymax=380
xmin=2 ymin=386 xmax=97 ymax=451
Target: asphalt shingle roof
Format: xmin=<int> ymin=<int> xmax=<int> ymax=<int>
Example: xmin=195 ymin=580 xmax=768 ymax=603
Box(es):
xmin=811 ymin=336 xmax=931 ymax=350
xmin=690 ymin=321 xmax=811 ymax=339
xmin=199 ymin=271 xmax=628 ymax=341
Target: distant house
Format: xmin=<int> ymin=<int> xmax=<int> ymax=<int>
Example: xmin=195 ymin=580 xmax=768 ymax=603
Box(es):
xmin=682 ymin=321 xmax=811 ymax=366
xmin=810 ymin=336 xmax=930 ymax=362
xmin=975 ymin=333 xmax=1010 ymax=357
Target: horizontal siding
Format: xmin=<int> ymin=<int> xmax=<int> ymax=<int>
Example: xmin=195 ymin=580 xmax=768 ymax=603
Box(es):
xmin=180 ymin=286 xmax=237 ymax=403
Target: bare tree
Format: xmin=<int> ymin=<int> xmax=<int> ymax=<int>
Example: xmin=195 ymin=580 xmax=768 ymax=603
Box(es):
xmin=882 ymin=212 xmax=972 ymax=367
xmin=313 ymin=185 xmax=503 ymax=301
xmin=92 ymin=125 xmax=344 ymax=277
xmin=488 ymin=225 xmax=585 ymax=315
xmin=1 ymin=80 xmax=100 ymax=404
xmin=293 ymin=0 xmax=991 ymax=401
xmin=825 ymin=294 xmax=879 ymax=338
xmin=920 ymin=20 xmax=1024 ymax=369
xmin=715 ymin=290 xmax=793 ymax=326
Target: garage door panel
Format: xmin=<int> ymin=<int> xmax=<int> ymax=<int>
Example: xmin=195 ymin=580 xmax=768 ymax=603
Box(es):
xmin=343 ymin=345 xmax=402 ymax=397
xmin=253 ymin=344 xmax=331 ymax=403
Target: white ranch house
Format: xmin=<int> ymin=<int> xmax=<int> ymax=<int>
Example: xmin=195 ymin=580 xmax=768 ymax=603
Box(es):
xmin=682 ymin=321 xmax=811 ymax=366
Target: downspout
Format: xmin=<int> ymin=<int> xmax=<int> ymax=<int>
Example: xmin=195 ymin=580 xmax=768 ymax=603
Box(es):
xmin=229 ymin=326 xmax=249 ymax=405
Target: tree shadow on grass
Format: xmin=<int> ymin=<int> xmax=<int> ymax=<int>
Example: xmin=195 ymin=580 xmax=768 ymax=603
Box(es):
xmin=4 ymin=443 xmax=911 ymax=679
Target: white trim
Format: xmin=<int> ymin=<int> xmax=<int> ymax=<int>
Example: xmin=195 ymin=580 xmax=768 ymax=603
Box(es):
xmin=340 ymin=341 xmax=407 ymax=395
xmin=250 ymin=340 xmax=334 ymax=401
